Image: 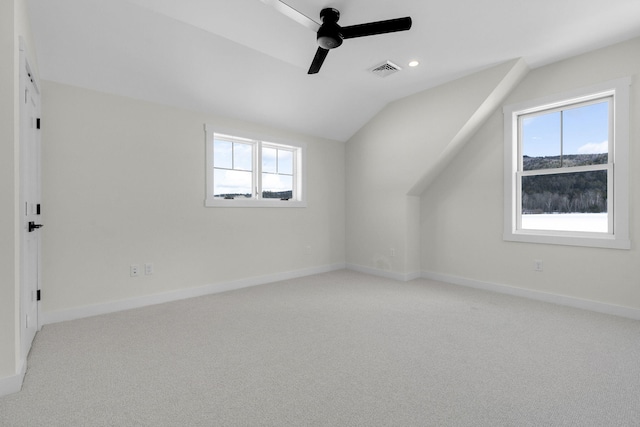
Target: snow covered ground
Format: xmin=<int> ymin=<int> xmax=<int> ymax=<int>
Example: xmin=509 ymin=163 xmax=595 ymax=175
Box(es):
xmin=522 ymin=213 xmax=607 ymax=233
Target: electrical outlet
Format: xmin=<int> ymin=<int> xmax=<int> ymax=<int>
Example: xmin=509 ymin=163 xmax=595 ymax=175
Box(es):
xmin=533 ymin=259 xmax=543 ymax=272
xmin=130 ymin=265 xmax=140 ymax=277
xmin=390 ymin=248 xmax=396 ymax=257
xmin=144 ymin=263 xmax=154 ymax=275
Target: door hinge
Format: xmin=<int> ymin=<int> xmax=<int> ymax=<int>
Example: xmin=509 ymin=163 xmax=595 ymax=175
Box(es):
xmin=36 ymin=290 xmax=41 ymax=301
xmin=36 ymin=118 xmax=41 ymax=129
xmin=37 ymin=204 xmax=41 ymax=215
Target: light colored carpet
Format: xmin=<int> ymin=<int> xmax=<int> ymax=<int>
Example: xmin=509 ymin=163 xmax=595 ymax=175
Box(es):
xmin=1 ymin=270 xmax=639 ymax=426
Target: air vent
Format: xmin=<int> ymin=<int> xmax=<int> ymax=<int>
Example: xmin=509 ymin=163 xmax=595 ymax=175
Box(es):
xmin=370 ymin=61 xmax=402 ymax=77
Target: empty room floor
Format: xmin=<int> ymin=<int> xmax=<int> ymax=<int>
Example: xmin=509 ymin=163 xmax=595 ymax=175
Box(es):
xmin=1 ymin=270 xmax=639 ymax=426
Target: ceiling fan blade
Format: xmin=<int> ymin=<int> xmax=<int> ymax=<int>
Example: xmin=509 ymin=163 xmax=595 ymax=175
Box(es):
xmin=308 ymin=47 xmax=329 ymax=74
xmin=260 ymin=0 xmax=320 ymax=32
xmin=341 ymin=17 xmax=412 ymax=39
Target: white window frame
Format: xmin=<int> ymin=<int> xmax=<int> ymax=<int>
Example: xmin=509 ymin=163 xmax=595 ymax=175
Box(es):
xmin=503 ymin=77 xmax=630 ymax=249
xmin=205 ymin=125 xmax=307 ymax=208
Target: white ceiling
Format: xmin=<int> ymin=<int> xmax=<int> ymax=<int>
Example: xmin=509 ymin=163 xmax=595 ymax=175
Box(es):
xmin=28 ymin=0 xmax=640 ymax=142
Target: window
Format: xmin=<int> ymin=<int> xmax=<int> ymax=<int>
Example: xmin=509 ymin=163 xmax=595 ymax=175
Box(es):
xmin=205 ymin=125 xmax=306 ymax=207
xmin=503 ymin=78 xmax=630 ymax=249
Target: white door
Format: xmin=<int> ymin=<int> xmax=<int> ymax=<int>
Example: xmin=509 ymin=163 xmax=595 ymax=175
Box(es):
xmin=20 ymin=48 xmax=42 ymax=360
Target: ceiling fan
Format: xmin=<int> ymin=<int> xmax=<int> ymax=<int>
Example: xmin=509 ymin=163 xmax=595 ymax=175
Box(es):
xmin=261 ymin=0 xmax=412 ymax=74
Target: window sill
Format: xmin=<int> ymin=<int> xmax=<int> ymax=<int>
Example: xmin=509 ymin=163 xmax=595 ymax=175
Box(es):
xmin=504 ymin=230 xmax=630 ymax=250
xmin=205 ymin=198 xmax=307 ymax=208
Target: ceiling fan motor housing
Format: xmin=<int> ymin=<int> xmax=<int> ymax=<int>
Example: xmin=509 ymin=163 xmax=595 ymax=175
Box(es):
xmin=317 ymin=8 xmax=343 ymax=49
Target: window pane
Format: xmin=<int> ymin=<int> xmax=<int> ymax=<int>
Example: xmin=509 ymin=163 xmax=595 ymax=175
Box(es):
xmin=278 ymin=150 xmax=293 ymax=175
xmin=522 ymin=111 xmax=561 ymax=170
xmin=262 ymin=173 xmax=293 ymax=199
xmin=262 ymin=147 xmax=277 ymax=174
xmin=213 ymin=139 xmax=232 ymax=169
xmin=213 ymin=169 xmax=253 ymax=199
xmin=521 ymin=170 xmax=607 ymax=232
xmin=563 ymin=100 xmax=609 ymax=165
xmin=234 ymin=142 xmax=253 ymax=171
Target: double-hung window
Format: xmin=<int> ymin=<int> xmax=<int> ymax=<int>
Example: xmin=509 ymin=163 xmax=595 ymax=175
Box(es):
xmin=503 ymin=78 xmax=630 ymax=249
xmin=205 ymin=125 xmax=306 ymax=207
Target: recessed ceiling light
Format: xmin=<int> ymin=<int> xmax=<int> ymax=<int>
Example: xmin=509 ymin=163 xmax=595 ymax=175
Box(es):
xmin=408 ymin=60 xmax=420 ymax=67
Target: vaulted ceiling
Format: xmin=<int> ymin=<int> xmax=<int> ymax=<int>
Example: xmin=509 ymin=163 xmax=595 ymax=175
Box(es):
xmin=28 ymin=0 xmax=640 ymax=142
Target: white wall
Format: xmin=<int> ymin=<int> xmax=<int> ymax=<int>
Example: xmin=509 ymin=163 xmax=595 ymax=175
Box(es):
xmin=345 ymin=59 xmax=527 ymax=279
xmin=421 ymin=37 xmax=640 ymax=310
xmin=40 ymin=82 xmax=345 ymax=315
xmin=0 ymin=0 xmax=18 ymax=382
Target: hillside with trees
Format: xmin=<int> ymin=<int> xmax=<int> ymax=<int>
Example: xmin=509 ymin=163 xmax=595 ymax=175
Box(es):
xmin=522 ymin=154 xmax=607 ymax=214
xmin=215 ymin=190 xmax=293 ymax=200
xmin=523 ymin=153 xmax=607 ymax=171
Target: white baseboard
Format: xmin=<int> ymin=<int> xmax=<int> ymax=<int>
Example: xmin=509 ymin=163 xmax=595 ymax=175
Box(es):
xmin=41 ymin=263 xmax=346 ymax=325
xmin=0 ymin=359 xmax=26 ymax=398
xmin=347 ymin=263 xmax=421 ymax=282
xmin=422 ymin=271 xmax=640 ymax=320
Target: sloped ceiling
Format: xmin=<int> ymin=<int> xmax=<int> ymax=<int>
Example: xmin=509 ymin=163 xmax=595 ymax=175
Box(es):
xmin=28 ymin=0 xmax=640 ymax=142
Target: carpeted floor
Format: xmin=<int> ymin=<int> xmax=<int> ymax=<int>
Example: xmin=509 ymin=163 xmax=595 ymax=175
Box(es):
xmin=1 ymin=270 xmax=639 ymax=426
